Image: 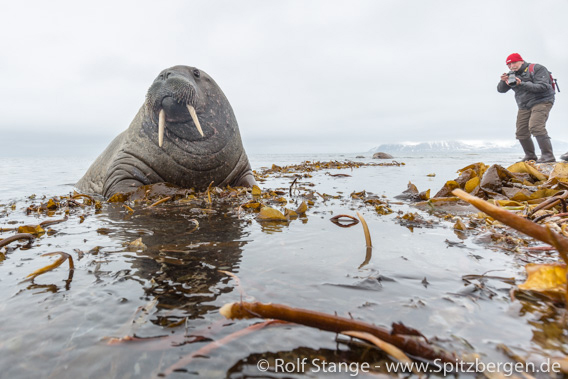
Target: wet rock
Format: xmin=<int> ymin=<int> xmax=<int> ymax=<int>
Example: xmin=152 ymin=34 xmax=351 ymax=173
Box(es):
xmin=395 ymin=182 xmax=429 ymax=201
xmin=479 ymin=164 xmax=517 ymax=194
xmin=372 ymin=152 xmax=394 ymax=159
xmin=502 ymin=187 xmax=533 ymax=200
xmin=455 ymin=169 xmax=476 ymax=187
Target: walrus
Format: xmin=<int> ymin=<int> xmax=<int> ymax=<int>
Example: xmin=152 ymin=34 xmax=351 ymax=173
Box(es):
xmin=76 ymin=65 xmax=256 ymax=198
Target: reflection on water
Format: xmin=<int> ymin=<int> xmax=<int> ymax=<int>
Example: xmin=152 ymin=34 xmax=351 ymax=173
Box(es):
xmin=258 ymin=219 xmax=291 ymax=234
xmin=105 ymin=200 xmax=250 ymax=325
xmin=227 ymin=345 xmax=391 ymax=377
xmin=1 ymin=152 xmax=565 ymax=377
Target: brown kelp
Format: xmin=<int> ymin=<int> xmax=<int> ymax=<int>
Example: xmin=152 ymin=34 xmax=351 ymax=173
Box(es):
xmin=220 ymin=301 xmax=458 ymax=364
xmin=0 ymin=233 xmax=35 ymax=248
xmin=22 ymin=251 xmax=74 ymax=282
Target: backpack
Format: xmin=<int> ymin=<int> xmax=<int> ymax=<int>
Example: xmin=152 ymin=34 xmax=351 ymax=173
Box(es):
xmin=528 ymin=63 xmax=560 ymax=92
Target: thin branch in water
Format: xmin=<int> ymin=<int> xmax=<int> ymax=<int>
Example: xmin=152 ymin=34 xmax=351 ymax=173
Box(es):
xmin=528 ymin=190 xmax=568 ymax=216
xmin=148 ymin=196 xmax=172 ymax=208
xmin=219 ymin=270 xmax=247 ymax=298
xmin=66 ymin=198 xmax=86 ymax=207
xmin=0 ymin=233 xmax=35 ymax=248
xmin=22 ymin=251 xmax=74 ymax=282
xmin=39 ymin=215 xmax=69 ymax=227
xmin=316 ymin=192 xmax=328 ymax=202
xmin=206 ymin=181 xmax=215 ymax=204
xmin=161 ymin=320 xmax=286 ymax=377
xmin=359 ymin=246 xmax=373 ymax=269
xmin=356 ymin=211 xmax=372 ymax=247
xmin=186 ymin=218 xmax=199 ymax=234
xmin=72 ymin=193 xmax=95 ymax=203
xmin=289 ymin=177 xmax=298 ymax=197
xmin=342 ymin=331 xmax=415 ymax=371
xmin=533 ymin=213 xmax=554 ymax=223
xmin=524 ymin=246 xmax=556 ymax=252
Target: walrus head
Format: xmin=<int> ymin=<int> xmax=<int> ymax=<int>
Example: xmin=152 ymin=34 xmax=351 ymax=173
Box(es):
xmin=144 ymin=65 xmax=230 ymax=148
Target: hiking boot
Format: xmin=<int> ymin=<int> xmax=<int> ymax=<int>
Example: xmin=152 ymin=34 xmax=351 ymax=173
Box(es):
xmin=518 ymin=138 xmax=537 ymax=161
xmin=535 ymin=135 xmax=556 ymax=163
xmin=560 ymin=152 xmax=568 ymax=161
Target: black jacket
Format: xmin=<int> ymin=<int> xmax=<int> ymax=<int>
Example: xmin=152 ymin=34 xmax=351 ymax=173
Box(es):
xmin=497 ymin=62 xmax=555 ymax=110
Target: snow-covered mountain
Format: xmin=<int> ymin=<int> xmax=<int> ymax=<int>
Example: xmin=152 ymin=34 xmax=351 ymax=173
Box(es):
xmin=369 ymin=140 xmax=568 ymax=154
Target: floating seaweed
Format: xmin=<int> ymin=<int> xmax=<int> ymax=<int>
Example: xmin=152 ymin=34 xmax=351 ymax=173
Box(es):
xmin=22 ymin=251 xmax=74 ymax=283
xmin=329 ymin=214 xmax=360 ymax=227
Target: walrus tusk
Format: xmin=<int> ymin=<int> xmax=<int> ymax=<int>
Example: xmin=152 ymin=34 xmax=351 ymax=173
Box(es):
xmin=187 ymin=104 xmax=204 ymax=137
xmin=158 ymin=108 xmax=166 ymax=147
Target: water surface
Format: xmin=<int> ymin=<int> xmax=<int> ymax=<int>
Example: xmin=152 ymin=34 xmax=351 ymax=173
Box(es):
xmin=1 ymin=151 xmax=559 ymax=378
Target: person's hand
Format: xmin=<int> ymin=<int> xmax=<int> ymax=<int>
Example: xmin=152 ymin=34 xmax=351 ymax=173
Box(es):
xmin=501 ymin=73 xmax=509 ymax=82
xmin=516 ymin=77 xmax=522 ymax=86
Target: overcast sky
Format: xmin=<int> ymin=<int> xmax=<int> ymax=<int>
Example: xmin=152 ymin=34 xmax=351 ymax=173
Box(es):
xmin=1 ymin=0 xmax=567 ymax=156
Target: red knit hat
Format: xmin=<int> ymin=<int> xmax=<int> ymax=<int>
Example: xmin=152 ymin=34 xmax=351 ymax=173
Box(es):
xmin=506 ymin=53 xmax=523 ymax=64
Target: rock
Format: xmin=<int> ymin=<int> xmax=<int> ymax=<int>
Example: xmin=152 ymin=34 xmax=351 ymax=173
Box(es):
xmin=372 ymin=152 xmax=394 ymax=159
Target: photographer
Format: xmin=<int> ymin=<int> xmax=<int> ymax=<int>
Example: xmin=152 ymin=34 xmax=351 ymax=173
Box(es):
xmin=498 ymin=53 xmax=556 ymax=163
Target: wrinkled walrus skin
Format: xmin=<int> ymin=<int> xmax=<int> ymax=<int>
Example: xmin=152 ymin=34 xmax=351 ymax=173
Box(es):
xmin=76 ymin=65 xmax=257 ymax=198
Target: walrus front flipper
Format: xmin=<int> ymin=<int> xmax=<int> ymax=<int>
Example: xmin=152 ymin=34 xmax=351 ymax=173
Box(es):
xmin=104 ymin=179 xmax=146 ymax=198
xmin=220 ymin=152 xmax=257 ymax=188
xmin=232 ymin=171 xmax=257 ymax=188
xmin=102 ymin=152 xmax=165 ymax=198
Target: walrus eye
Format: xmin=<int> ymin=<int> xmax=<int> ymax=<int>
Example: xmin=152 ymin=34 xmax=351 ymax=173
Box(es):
xmin=193 ymin=69 xmax=200 ymax=78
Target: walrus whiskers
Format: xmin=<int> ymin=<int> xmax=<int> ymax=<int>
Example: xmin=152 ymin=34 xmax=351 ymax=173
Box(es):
xmin=158 ymin=109 xmax=166 ymax=147
xmin=187 ymin=104 xmax=204 ymax=137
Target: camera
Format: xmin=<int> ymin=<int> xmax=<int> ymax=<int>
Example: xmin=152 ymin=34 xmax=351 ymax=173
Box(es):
xmin=507 ymin=71 xmax=517 ymax=87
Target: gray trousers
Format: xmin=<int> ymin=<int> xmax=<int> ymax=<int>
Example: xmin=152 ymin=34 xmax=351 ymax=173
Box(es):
xmin=516 ymin=102 xmax=553 ymax=140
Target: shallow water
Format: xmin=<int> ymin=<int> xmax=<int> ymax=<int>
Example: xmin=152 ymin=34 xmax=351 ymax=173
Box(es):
xmin=0 ymin=152 xmax=563 ymax=378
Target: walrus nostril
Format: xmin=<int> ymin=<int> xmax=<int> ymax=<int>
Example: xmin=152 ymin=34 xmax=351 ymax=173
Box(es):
xmin=158 ymin=71 xmax=173 ymax=81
